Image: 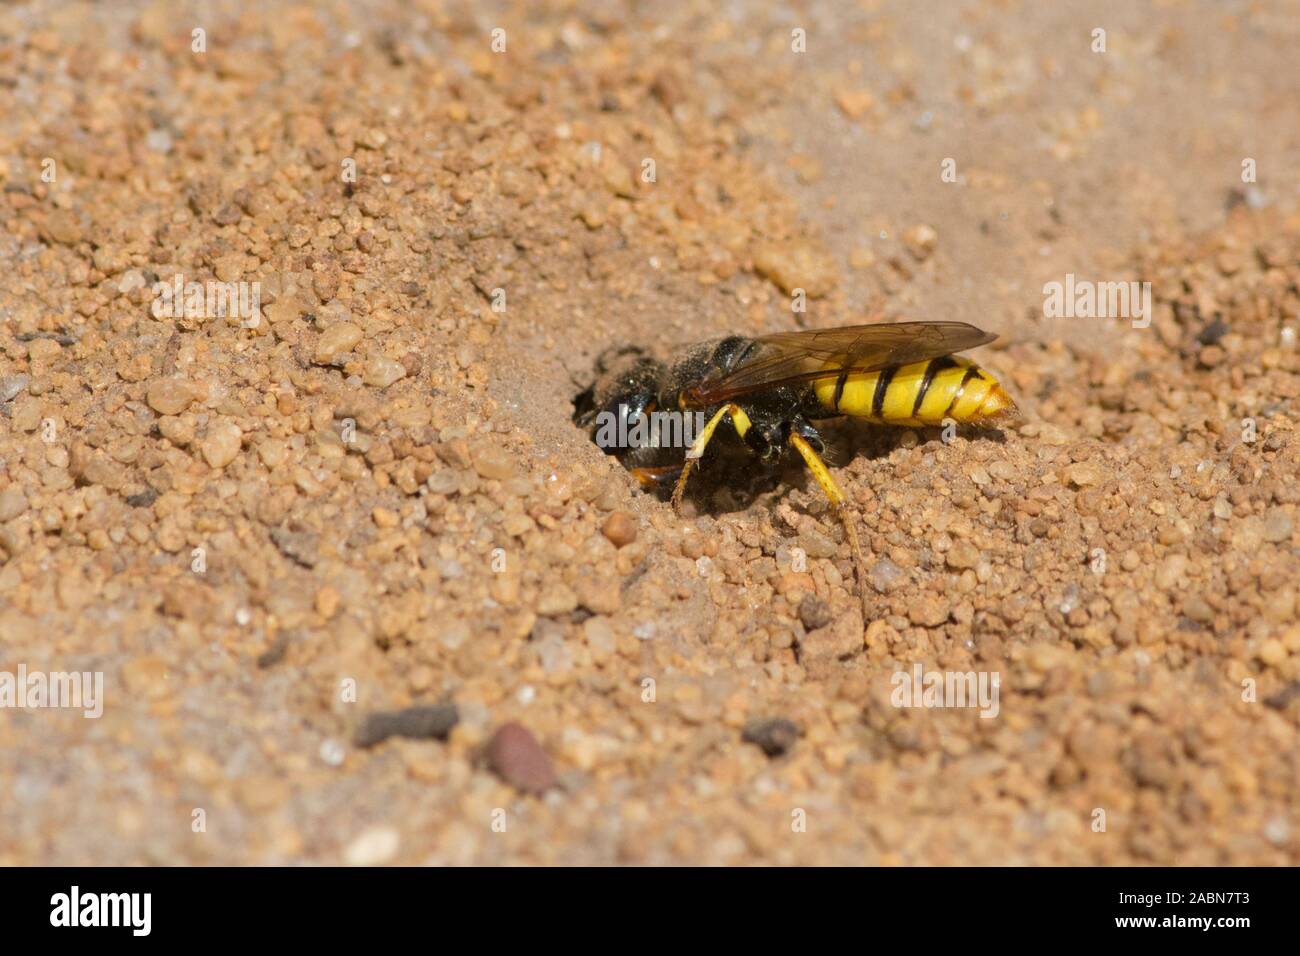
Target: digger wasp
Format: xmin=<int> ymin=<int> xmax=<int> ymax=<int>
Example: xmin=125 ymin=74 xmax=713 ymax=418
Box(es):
xmin=574 ymin=321 xmax=1018 ymax=610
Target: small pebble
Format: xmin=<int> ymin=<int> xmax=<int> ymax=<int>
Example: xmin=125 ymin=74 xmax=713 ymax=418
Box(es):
xmin=364 ymin=354 xmax=407 ymax=388
xmin=742 ymin=717 xmax=801 ymax=757
xmin=601 ymin=511 xmax=637 ymax=547
xmin=486 ymin=723 xmax=557 ymax=793
xmin=146 ymin=379 xmax=194 ymax=416
xmin=902 ymin=224 xmax=938 ymax=261
xmin=1258 ymin=640 xmax=1287 ymax=667
xmin=798 ymin=594 xmax=833 ymax=630
xmin=200 ymin=422 xmax=243 ymax=469
xmin=0 ymin=488 xmax=28 ymax=522
xmin=908 ymin=594 xmax=950 ymax=628
xmin=0 ymin=374 xmax=30 ymax=403
xmin=869 ymin=558 xmax=906 ymax=593
xmin=354 ymin=704 xmax=460 ymax=747
xmin=946 ymin=540 xmax=981 ymax=570
xmin=469 ymin=440 xmax=515 ymax=481
xmin=537 ymin=585 xmax=578 ymax=617
xmin=314 ymin=322 xmax=363 ymax=364
xmin=1063 ymin=462 xmax=1104 ymax=488
xmin=343 ymin=825 xmax=401 ymax=866
xmin=752 ymin=239 xmax=838 ymax=298
xmin=319 ymin=739 xmax=346 ymax=766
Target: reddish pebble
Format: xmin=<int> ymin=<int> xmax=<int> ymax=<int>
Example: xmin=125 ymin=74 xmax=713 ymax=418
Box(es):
xmin=487 ymin=723 xmax=557 ymax=793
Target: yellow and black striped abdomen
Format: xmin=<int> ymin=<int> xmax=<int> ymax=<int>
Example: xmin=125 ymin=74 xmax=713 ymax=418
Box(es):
xmin=811 ymin=356 xmax=1016 ymax=427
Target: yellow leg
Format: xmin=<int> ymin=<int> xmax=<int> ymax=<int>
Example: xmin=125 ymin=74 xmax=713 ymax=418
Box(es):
xmin=671 ymin=403 xmax=752 ymax=512
xmin=789 ymin=432 xmax=869 ymax=617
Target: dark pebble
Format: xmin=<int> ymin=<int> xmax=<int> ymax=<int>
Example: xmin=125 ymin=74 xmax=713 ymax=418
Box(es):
xmin=255 ymin=631 xmax=291 ymax=668
xmin=1264 ymin=682 xmax=1300 ymax=710
xmin=355 ymin=703 xmax=460 ymax=747
xmin=125 ymin=488 xmax=158 ymax=508
xmin=1197 ymin=316 xmax=1229 ymax=346
xmin=798 ymin=594 xmax=833 ymax=630
xmin=742 ymin=717 xmax=801 ymax=757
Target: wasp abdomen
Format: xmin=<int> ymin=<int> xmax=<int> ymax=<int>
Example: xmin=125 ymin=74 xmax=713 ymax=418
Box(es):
xmin=812 ymin=356 xmax=1016 ymax=426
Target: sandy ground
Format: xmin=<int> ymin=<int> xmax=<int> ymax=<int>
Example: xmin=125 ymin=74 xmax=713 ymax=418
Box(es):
xmin=1 ymin=0 xmax=1299 ymax=865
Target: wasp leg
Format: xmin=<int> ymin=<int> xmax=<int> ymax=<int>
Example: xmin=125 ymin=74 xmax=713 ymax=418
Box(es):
xmin=670 ymin=403 xmax=753 ymax=512
xmin=630 ymin=463 xmax=683 ymax=489
xmin=788 ymin=431 xmax=870 ymax=617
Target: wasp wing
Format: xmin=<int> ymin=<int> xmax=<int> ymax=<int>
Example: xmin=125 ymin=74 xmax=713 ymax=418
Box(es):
xmin=681 ymin=321 xmax=998 ymax=406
